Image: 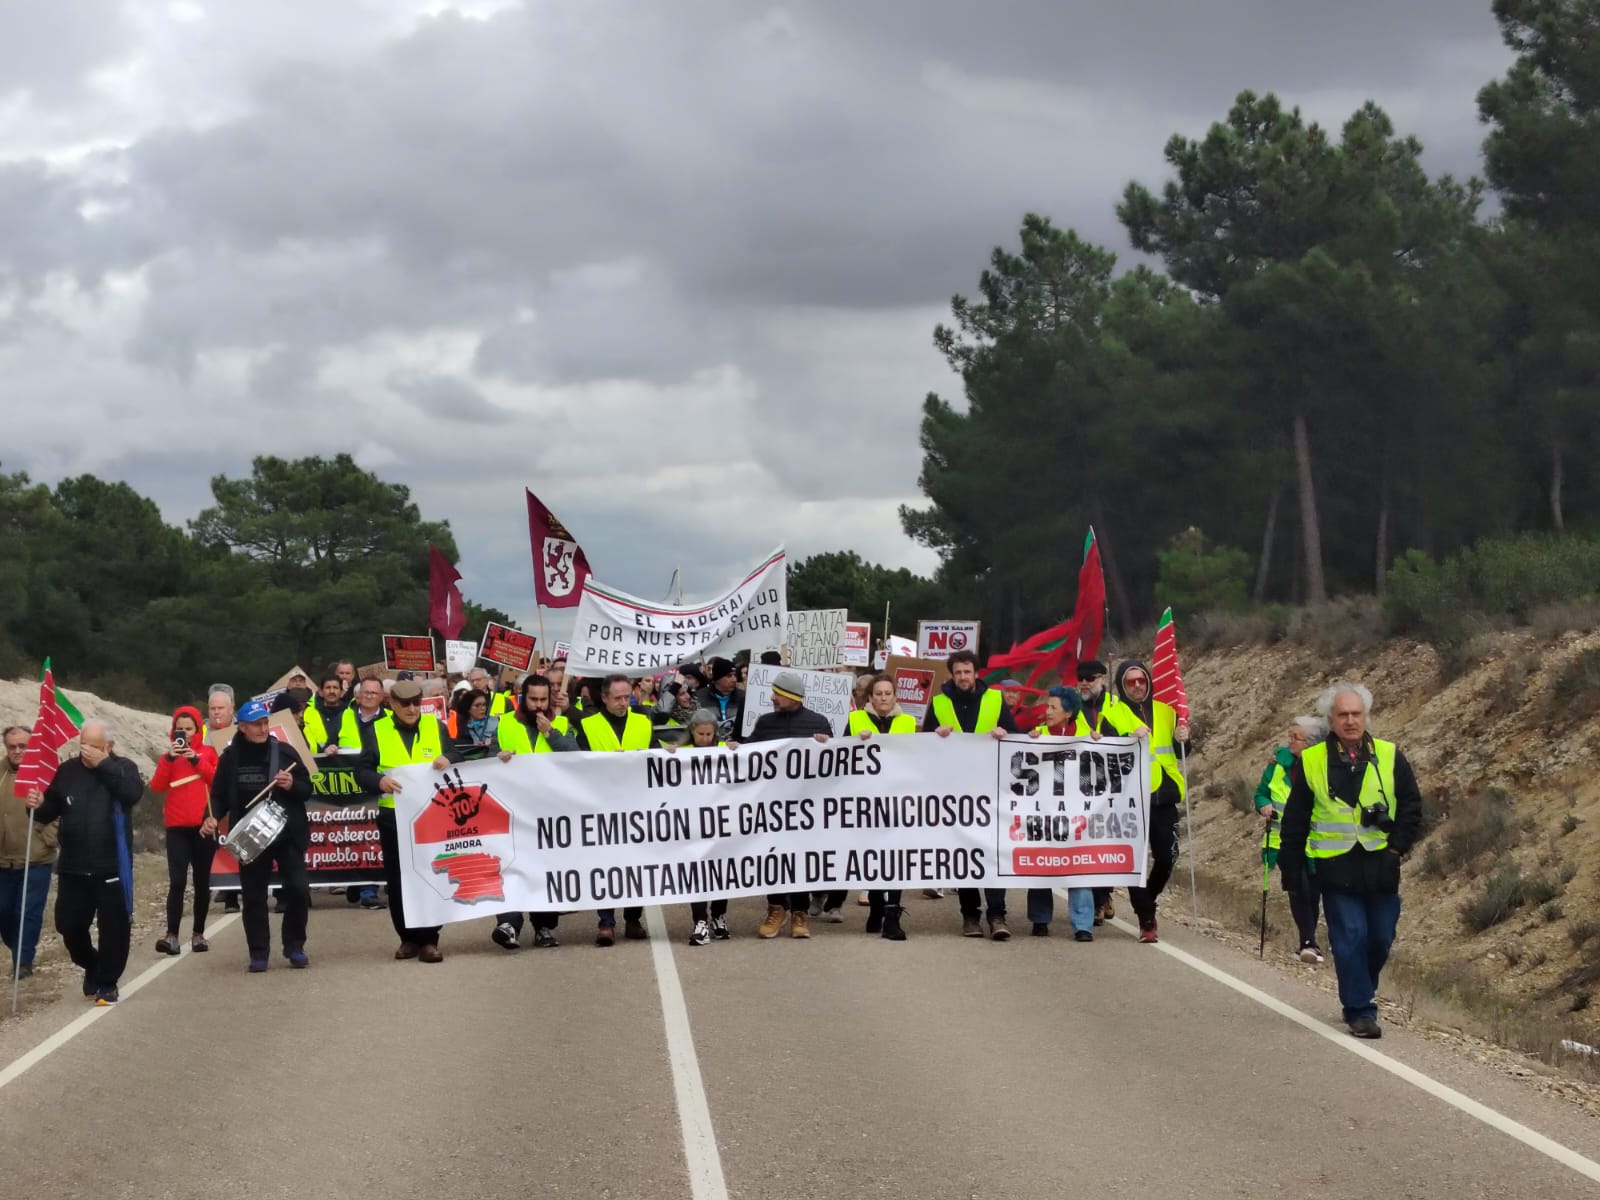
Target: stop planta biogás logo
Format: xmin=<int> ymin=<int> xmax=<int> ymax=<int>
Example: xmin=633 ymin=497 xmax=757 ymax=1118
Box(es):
xmin=412 ymin=769 xmax=514 ymax=904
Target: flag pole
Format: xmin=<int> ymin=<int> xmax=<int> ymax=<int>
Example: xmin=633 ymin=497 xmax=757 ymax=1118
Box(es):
xmin=1182 ymin=740 xmax=1197 ymax=916
xmin=11 ymin=813 xmax=33 ymax=1014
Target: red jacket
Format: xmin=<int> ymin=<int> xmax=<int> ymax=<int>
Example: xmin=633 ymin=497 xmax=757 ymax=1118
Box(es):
xmin=150 ymin=707 xmax=219 ymax=827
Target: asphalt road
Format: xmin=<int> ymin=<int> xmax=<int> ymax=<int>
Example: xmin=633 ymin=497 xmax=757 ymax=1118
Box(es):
xmin=1 ymin=891 xmax=1597 ymax=1199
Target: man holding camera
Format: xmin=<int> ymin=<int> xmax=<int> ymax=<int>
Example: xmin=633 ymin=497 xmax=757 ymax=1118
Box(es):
xmin=1278 ymin=682 xmax=1422 ymax=1039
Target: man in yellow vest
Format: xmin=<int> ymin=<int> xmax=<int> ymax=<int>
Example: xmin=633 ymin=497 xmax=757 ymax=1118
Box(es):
xmin=467 ymin=667 xmax=511 ymax=717
xmin=1279 ymin=682 xmax=1423 ymax=1039
xmin=354 ymin=679 xmax=454 ymax=964
xmin=1110 ymin=660 xmax=1188 ymax=944
xmin=1255 ymin=715 xmax=1328 ymax=963
xmin=924 ymin=649 xmax=1019 ymax=940
xmin=574 ymin=674 xmax=659 ymax=945
xmin=850 ymin=673 xmax=917 ymax=940
xmin=489 ymin=675 xmax=576 ymax=951
xmin=303 ymin=673 xmax=356 ymax=754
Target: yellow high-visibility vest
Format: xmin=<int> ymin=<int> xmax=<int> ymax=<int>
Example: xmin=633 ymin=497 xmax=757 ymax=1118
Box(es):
xmin=1302 ymin=739 xmax=1398 ymax=859
xmin=497 ymin=714 xmax=571 ymax=755
xmin=580 ymin=710 xmax=653 ymax=752
xmin=373 ymin=714 xmax=443 ymax=809
xmin=848 ymin=710 xmax=916 ymax=735
xmin=930 ymin=689 xmax=1003 ymax=733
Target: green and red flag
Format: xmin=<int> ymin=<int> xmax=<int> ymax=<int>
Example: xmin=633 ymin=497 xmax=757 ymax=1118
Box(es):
xmin=1151 ymin=607 xmax=1190 ymax=724
xmin=12 ymin=658 xmax=85 ymax=798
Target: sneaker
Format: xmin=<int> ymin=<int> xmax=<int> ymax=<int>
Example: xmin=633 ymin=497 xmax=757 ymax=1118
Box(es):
xmin=961 ymin=916 xmax=983 ymax=938
xmin=790 ymin=910 xmax=811 ymax=939
xmin=1138 ymin=920 xmax=1159 ymax=944
xmin=1348 ymin=1016 xmax=1383 ymax=1039
xmin=820 ymin=907 xmax=844 ymax=924
xmin=492 ymin=922 xmax=520 ymax=950
xmin=624 ymin=917 xmax=648 ymax=940
xmin=989 ymin=918 xmax=1011 ymax=942
xmin=710 ymin=915 xmax=731 ymax=941
xmin=857 ymin=891 xmax=871 ymax=906
xmin=191 ymin=934 xmax=209 ymax=953
xmin=1074 ymin=930 xmax=1094 ymax=943
xmin=595 ymin=924 xmax=616 ymax=947
xmin=1031 ymin=923 xmax=1050 ymax=937
xmin=689 ymin=920 xmax=711 ymax=947
xmin=923 ymin=888 xmax=945 ymax=899
xmin=533 ymin=927 xmax=560 ymax=948
xmin=248 ymin=956 xmax=269 ymax=973
xmin=94 ymin=988 xmax=119 ymax=1006
xmin=155 ymin=933 xmax=179 ymax=956
xmin=757 ymin=905 xmax=788 ymax=939
xmin=284 ymin=946 xmax=309 ymax=969
xmin=1298 ymin=944 xmax=1325 ymax=965
xmin=807 ymin=898 xmax=823 ymax=917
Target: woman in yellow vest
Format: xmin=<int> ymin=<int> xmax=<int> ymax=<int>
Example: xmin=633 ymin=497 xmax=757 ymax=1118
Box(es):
xmin=1024 ymin=686 xmax=1102 ymax=942
xmin=1255 ymin=715 xmax=1327 ymax=963
xmin=677 ymin=711 xmax=732 ymax=947
xmin=849 ymin=674 xmax=918 ymax=940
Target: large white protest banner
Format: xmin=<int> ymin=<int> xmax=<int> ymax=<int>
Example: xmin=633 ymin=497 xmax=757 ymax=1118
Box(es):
xmin=785 ymin=608 xmax=846 ymax=668
xmin=917 ymin=619 xmax=982 ymax=662
xmin=389 ymin=733 xmax=1148 ymax=925
xmin=740 ymin=665 xmax=854 ymax=737
xmin=564 ymin=548 xmax=786 ymax=676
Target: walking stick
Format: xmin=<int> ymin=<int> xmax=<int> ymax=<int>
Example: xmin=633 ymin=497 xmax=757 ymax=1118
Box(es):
xmin=11 ymin=812 xmax=34 ymax=1015
xmin=1180 ymin=740 xmax=1197 ymax=916
xmin=1258 ymin=858 xmax=1270 ymax=960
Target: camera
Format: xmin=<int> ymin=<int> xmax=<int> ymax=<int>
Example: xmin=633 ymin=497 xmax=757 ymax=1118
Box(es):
xmin=1359 ymin=804 xmax=1394 ymax=834
xmin=172 ymin=732 xmax=188 ymax=750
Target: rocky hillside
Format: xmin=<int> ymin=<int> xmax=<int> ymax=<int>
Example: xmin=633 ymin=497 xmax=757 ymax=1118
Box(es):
xmin=0 ymin=679 xmax=177 ymax=779
xmin=1175 ymin=618 xmax=1600 ymax=1051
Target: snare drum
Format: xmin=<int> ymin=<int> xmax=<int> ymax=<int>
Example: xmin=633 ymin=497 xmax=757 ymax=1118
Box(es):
xmin=225 ymin=799 xmax=288 ymax=865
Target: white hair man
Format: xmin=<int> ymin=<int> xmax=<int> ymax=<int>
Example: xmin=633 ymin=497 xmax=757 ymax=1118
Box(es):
xmin=23 ymin=719 xmax=144 ymax=1005
xmin=1278 ymin=683 xmax=1423 ymax=1039
xmin=1256 ymin=714 xmax=1330 ymax=962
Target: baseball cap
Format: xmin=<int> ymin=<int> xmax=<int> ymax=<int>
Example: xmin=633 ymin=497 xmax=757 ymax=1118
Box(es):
xmin=772 ymin=671 xmax=806 ymax=702
xmin=237 ymin=699 xmax=272 ymax=723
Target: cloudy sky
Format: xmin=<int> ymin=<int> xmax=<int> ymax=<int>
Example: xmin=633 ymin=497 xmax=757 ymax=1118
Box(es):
xmin=0 ymin=0 xmax=1511 ymax=636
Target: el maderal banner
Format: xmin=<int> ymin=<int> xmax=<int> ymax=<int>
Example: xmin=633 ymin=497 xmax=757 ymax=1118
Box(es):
xmin=388 ymin=733 xmax=1150 ymax=927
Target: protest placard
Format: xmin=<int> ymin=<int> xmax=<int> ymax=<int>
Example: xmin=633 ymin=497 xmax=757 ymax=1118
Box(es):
xmin=565 ymin=548 xmax=786 ymax=676
xmin=785 ymin=608 xmax=847 ymax=668
xmin=552 ymin=640 xmax=571 ymax=661
xmin=873 ymin=634 xmax=916 ymax=670
xmin=917 ymin=619 xmax=982 ymax=662
xmin=383 ymin=634 xmax=437 ymax=673
xmin=389 ymin=733 xmax=1149 ymax=922
xmin=842 ymin=621 xmax=871 ymax=667
xmin=480 ymin=621 xmax=537 ymax=671
xmin=740 ymin=664 xmax=854 ymax=736
xmin=445 ymin=640 xmax=477 ymax=673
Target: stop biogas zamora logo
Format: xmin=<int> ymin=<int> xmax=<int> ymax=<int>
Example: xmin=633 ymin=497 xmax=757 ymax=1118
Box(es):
xmin=412 ymin=769 xmax=515 ymax=905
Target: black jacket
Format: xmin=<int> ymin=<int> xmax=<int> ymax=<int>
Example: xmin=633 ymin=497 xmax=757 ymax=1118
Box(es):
xmin=211 ymin=736 xmax=316 ymax=850
xmin=919 ymin=680 xmax=1020 ymax=734
xmin=693 ymin=685 xmax=745 ymax=735
xmin=746 ymin=705 xmax=833 ymax=743
xmin=1279 ymin=734 xmax=1423 ymax=894
xmin=34 ymin=754 xmax=143 ymax=876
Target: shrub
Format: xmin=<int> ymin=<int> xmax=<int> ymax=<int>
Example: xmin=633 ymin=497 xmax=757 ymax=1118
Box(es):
xmin=1420 ymin=843 xmax=1447 ymax=880
xmin=1440 ymin=790 xmax=1517 ymax=871
xmin=1460 ymin=865 xmax=1528 ymax=933
xmin=1155 ymin=528 xmax=1252 ymax=616
xmin=1524 ymin=876 xmax=1564 ymax=906
xmin=1551 ymin=649 xmax=1600 ymax=722
xmin=1569 ymin=919 xmax=1600 ymax=949
xmin=1541 ymin=901 xmax=1566 ymax=923
xmin=1571 ymin=992 xmax=1592 ymax=1013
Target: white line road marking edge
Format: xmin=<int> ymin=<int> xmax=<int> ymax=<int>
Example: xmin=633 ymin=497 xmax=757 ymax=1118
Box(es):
xmin=1054 ymin=891 xmax=1600 ymax=1185
xmin=0 ymin=912 xmax=241 ymax=1094
xmin=645 ymin=906 xmax=731 ymax=1200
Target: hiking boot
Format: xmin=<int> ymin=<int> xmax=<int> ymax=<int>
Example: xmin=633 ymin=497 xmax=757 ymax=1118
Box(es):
xmin=156 ymin=933 xmax=179 ymax=956
xmin=595 ymin=924 xmax=616 ymax=947
xmin=1074 ymin=930 xmax=1094 ymax=943
xmin=418 ymin=944 xmax=443 ymax=964
xmin=790 ymin=910 xmax=811 ymax=939
xmin=492 ymin=922 xmax=520 ymax=950
xmin=284 ymin=946 xmax=309 ymax=969
xmin=689 ymin=920 xmax=711 ymax=947
xmin=961 ymin=916 xmax=983 ymax=938
xmin=864 ymin=909 xmax=884 ymax=935
xmin=710 ymin=915 xmax=731 ymax=941
xmin=758 ymin=905 xmax=788 ymax=939
xmin=820 ymin=907 xmax=844 ymax=923
xmin=248 ymin=955 xmax=269 ymax=973
xmin=191 ymin=934 xmax=209 ymax=953
xmin=533 ymin=927 xmax=560 ymax=948
xmin=1298 ymin=944 xmax=1325 ymax=965
xmin=1138 ymin=920 xmax=1159 ymax=944
xmin=881 ymin=906 xmax=906 ymax=941
xmin=395 ymin=941 xmax=420 ymax=960
xmin=1348 ymin=1016 xmax=1383 ymax=1039
xmin=94 ymin=988 xmax=119 ymax=1006
xmin=989 ymin=918 xmax=1011 ymax=942
xmin=1031 ymin=923 xmax=1050 ymax=937
xmin=1099 ymin=899 xmax=1115 ymax=920
xmin=624 ymin=917 xmax=648 ymax=940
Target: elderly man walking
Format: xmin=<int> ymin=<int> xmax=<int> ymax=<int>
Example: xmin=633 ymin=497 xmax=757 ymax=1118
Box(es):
xmin=1278 ymin=682 xmax=1423 ymax=1039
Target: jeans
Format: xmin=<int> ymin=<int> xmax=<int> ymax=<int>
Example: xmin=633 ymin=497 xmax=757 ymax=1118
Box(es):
xmin=0 ymin=863 xmax=54 ymax=968
xmin=957 ymin=888 xmax=1007 ymax=920
xmin=1026 ymin=887 xmax=1094 ymax=932
xmin=164 ymin=826 xmax=217 ymax=935
xmin=55 ymin=872 xmax=131 ymax=993
xmin=1322 ymin=889 xmax=1401 ymax=1023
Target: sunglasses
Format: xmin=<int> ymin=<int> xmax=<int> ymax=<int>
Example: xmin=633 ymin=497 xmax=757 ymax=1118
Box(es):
xmin=392 ymin=698 xmax=421 ymax=707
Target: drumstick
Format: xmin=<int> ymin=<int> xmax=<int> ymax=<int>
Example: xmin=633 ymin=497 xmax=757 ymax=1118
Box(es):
xmin=243 ymin=780 xmax=276 ymax=810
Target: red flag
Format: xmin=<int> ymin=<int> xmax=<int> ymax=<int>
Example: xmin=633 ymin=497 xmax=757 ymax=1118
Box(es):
xmin=983 ymin=529 xmax=1107 ymax=692
xmin=428 ymin=544 xmax=466 ymax=640
xmin=526 ymin=489 xmax=592 ymax=610
xmin=13 ymin=659 xmax=85 ymax=798
xmin=1152 ymin=606 xmax=1190 ymax=724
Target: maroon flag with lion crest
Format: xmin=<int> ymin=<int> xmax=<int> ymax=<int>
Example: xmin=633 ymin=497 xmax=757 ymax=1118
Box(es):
xmin=525 ymin=488 xmax=592 ymax=610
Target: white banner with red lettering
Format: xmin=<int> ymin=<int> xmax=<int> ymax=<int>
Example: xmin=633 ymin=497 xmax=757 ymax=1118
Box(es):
xmin=388 ymin=733 xmax=1148 ymax=925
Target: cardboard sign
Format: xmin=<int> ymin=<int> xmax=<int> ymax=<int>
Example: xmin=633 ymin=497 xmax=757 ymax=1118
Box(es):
xmin=445 ymin=639 xmax=477 ymax=673
xmin=480 ymin=621 xmax=537 ymax=671
xmin=873 ymin=634 xmax=916 ymax=670
xmin=842 ymin=621 xmax=871 ymax=668
xmin=886 ymin=654 xmax=949 ymax=723
xmin=740 ymin=665 xmax=854 ymax=736
xmin=266 ymin=710 xmax=320 ymax=776
xmin=785 ymin=608 xmax=847 ymax=669
xmin=917 ymin=620 xmax=982 ymax=662
xmin=383 ymin=634 xmax=437 ymax=673
xmin=264 ymin=664 xmax=312 ymax=695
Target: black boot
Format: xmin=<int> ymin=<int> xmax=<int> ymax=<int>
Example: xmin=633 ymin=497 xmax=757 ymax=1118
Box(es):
xmin=881 ymin=905 xmax=906 ymax=941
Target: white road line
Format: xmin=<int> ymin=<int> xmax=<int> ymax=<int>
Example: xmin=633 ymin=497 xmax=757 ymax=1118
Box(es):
xmin=1055 ymin=891 xmax=1600 ymax=1186
xmin=0 ymin=912 xmax=240 ymax=1095
xmin=645 ymin=906 xmax=730 ymax=1200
